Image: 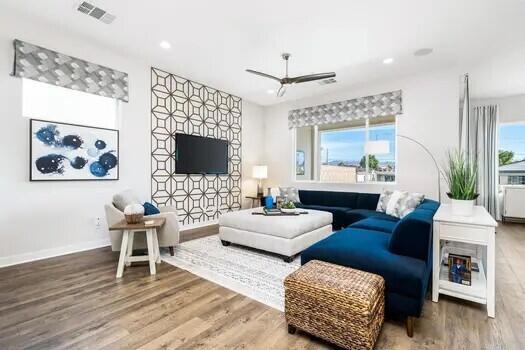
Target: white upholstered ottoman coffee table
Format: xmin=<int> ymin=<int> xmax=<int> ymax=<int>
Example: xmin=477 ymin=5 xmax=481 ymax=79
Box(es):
xmin=219 ymin=208 xmax=333 ymax=262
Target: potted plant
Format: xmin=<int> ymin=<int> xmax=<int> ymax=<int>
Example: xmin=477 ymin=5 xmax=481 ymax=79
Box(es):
xmin=281 ymin=200 xmax=297 ymax=213
xmin=444 ymin=150 xmax=478 ymax=216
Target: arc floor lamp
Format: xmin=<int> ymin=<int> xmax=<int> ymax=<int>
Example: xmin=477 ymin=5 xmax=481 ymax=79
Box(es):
xmin=365 ymin=135 xmax=443 ymax=202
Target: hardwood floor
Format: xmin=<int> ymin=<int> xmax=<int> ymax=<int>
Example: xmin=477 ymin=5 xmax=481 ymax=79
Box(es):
xmin=1 ymin=223 xmax=524 ymax=349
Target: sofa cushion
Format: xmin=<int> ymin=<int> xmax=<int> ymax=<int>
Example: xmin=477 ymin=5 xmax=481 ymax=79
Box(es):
xmin=345 ymin=209 xmax=398 ymax=226
xmin=350 ymin=218 xmax=398 ymax=233
xmin=297 ymin=190 xmax=361 ymax=208
xmin=280 ymin=187 xmax=301 ymax=202
xmin=389 ymin=206 xmax=435 ymax=262
xmin=356 ymin=193 xmax=381 ymax=210
xmin=417 ymin=199 xmax=440 ymax=212
xmin=301 ymin=229 xmax=428 ymax=300
xmin=296 ymin=204 xmax=349 ymax=229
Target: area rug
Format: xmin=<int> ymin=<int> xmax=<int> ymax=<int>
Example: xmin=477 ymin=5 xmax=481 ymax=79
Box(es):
xmin=162 ymin=235 xmax=300 ymax=311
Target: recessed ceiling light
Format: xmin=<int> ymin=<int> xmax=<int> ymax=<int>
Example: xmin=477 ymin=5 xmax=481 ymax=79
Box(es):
xmin=266 ymin=89 xmax=275 ymax=94
xmin=414 ymin=48 xmax=433 ymax=56
xmin=382 ymin=57 xmax=394 ymax=64
xmin=159 ymin=41 xmax=171 ymax=50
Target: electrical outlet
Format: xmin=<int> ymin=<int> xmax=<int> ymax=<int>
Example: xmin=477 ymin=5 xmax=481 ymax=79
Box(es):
xmin=94 ymin=217 xmax=102 ymax=228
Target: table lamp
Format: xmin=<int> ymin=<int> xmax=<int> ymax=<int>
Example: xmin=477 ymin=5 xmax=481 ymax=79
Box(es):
xmin=252 ymin=165 xmax=268 ymax=197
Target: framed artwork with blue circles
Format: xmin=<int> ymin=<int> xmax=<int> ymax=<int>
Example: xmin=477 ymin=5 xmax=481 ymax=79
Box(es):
xmin=30 ymin=119 xmax=119 ymax=181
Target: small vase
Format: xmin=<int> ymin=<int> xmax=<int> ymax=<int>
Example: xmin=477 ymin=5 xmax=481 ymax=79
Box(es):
xmin=265 ymin=196 xmax=273 ymax=209
xmin=451 ymin=199 xmax=475 ymax=216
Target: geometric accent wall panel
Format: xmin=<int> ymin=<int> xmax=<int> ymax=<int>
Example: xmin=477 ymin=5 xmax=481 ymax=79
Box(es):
xmin=151 ymin=67 xmax=242 ymax=225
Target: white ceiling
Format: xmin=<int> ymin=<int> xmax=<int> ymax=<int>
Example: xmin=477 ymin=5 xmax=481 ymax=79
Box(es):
xmin=2 ymin=0 xmax=525 ymax=104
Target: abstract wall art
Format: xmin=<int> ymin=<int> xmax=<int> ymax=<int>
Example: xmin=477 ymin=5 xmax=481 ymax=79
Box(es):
xmin=30 ymin=119 xmax=119 ymax=181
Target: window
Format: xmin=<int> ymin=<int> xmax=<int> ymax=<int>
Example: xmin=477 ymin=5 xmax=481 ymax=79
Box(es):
xmin=294 ymin=115 xmax=396 ymax=183
xmin=499 ymin=123 xmax=525 ymax=185
xmin=22 ymin=79 xmax=119 ymax=129
xmin=508 ymin=176 xmax=525 ymax=185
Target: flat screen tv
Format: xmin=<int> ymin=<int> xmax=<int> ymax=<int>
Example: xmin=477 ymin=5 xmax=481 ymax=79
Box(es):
xmin=175 ymin=133 xmax=229 ymax=174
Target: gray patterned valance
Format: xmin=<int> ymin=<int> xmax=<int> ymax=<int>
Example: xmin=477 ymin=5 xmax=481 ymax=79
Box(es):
xmin=12 ymin=39 xmax=129 ymax=102
xmin=288 ymin=90 xmax=402 ymax=128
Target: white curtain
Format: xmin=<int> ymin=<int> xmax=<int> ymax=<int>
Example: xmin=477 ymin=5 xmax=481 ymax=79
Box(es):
xmin=472 ymin=105 xmax=499 ymax=218
xmin=459 ymin=74 xmax=499 ymax=218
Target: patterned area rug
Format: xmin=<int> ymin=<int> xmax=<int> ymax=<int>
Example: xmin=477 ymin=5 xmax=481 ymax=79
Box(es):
xmin=162 ymin=235 xmax=300 ymax=311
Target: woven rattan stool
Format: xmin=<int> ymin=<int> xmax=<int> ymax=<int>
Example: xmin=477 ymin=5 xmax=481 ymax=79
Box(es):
xmin=284 ymin=260 xmax=385 ymax=350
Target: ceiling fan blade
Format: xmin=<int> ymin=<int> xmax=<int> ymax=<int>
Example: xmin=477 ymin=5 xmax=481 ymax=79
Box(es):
xmin=277 ymin=84 xmax=287 ymax=97
xmin=290 ymin=72 xmax=336 ymax=84
xmin=245 ymin=69 xmax=282 ymax=83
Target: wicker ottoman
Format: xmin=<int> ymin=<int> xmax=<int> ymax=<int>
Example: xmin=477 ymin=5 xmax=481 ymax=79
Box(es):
xmin=284 ymin=260 xmax=385 ymax=350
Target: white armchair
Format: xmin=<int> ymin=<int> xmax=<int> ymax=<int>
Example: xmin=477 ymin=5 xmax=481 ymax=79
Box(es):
xmin=104 ymin=201 xmax=180 ymax=256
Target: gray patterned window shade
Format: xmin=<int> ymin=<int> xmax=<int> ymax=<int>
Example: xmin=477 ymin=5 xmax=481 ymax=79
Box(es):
xmin=288 ymin=90 xmax=402 ymax=128
xmin=11 ymin=39 xmax=129 ymax=102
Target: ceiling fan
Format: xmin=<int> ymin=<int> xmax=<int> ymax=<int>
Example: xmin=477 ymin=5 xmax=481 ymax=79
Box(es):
xmin=246 ymin=53 xmax=336 ymax=97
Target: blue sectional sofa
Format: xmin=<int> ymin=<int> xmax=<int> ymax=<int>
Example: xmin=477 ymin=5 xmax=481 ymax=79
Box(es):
xmin=294 ymin=190 xmax=439 ymax=336
xmin=294 ymin=190 xmax=394 ymax=229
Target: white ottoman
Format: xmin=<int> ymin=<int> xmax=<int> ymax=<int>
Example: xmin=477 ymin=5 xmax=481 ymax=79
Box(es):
xmin=219 ymin=208 xmax=333 ymax=262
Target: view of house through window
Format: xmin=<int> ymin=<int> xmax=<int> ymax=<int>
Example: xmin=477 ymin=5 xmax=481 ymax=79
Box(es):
xmin=499 ymin=123 xmax=525 ymax=185
xmin=295 ymin=116 xmax=396 ymax=183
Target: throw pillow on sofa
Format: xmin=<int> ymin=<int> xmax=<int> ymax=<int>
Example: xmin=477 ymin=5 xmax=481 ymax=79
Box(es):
xmin=377 ymin=190 xmax=425 ymax=219
xmin=397 ymin=192 xmax=425 ymax=218
xmin=279 ymin=187 xmax=301 ymax=203
xmin=376 ymin=190 xmax=393 ymax=212
xmin=143 ymin=202 xmax=161 ymax=216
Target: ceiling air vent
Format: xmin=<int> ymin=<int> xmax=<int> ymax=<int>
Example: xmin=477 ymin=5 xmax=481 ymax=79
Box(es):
xmin=318 ymin=78 xmax=337 ymax=85
xmin=77 ymin=1 xmax=116 ymax=24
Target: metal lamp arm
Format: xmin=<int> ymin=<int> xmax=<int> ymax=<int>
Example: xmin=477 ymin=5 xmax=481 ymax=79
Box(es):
xmin=397 ymin=134 xmax=444 ymax=202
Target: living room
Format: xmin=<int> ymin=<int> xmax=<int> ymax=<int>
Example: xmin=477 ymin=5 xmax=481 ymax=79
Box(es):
xmin=1 ymin=1 xmax=524 ymax=349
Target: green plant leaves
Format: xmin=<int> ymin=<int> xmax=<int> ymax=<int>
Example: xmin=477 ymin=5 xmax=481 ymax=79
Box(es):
xmin=444 ymin=150 xmax=478 ymax=200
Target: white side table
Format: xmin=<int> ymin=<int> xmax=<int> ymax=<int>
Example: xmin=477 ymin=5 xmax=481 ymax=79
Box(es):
xmin=109 ymin=217 xmax=165 ymax=278
xmin=432 ymin=204 xmax=497 ymax=318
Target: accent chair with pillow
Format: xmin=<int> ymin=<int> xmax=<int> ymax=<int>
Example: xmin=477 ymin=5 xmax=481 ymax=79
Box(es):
xmin=104 ymin=190 xmax=180 ymax=255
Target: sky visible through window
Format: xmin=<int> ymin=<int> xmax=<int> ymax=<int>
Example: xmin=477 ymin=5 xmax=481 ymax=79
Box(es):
xmin=320 ymin=124 xmax=396 ymax=166
xmin=500 ymin=123 xmax=525 ymax=162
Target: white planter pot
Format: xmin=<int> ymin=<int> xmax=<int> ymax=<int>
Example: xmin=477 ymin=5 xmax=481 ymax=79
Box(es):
xmin=281 ymin=208 xmax=296 ymax=213
xmin=451 ymin=199 xmax=476 ymax=216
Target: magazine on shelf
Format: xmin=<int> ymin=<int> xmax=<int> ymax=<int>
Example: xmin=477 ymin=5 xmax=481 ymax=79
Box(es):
xmin=448 ymin=253 xmax=472 ymax=286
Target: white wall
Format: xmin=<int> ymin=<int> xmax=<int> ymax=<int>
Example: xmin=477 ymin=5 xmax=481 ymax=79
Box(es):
xmin=472 ymin=94 xmax=525 ymax=124
xmin=262 ymin=68 xmax=461 ymax=200
xmin=0 ymin=10 xmax=264 ymax=266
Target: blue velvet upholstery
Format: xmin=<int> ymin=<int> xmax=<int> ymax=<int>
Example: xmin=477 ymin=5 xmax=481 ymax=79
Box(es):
xmin=389 ymin=208 xmax=434 ymax=261
xmin=301 ymin=198 xmax=440 ymax=318
xmin=350 ymin=217 xmax=398 ymax=233
xmin=301 ymin=229 xmax=429 ymax=307
xmin=295 ymin=204 xmax=349 ymax=229
xmin=298 ymin=190 xmax=358 ymax=208
xmin=344 ymin=209 xmax=399 ymax=226
xmin=355 ymin=192 xmax=381 ymax=210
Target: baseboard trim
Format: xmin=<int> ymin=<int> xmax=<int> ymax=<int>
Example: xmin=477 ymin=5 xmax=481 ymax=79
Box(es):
xmin=180 ymin=219 xmax=219 ymax=231
xmin=0 ymin=238 xmax=111 ymax=268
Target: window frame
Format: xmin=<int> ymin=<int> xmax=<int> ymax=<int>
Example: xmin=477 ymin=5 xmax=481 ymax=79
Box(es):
xmin=293 ymin=116 xmax=398 ymax=185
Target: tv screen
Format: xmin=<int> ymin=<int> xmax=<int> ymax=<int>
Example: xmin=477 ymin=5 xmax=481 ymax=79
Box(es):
xmin=175 ymin=133 xmax=228 ymax=174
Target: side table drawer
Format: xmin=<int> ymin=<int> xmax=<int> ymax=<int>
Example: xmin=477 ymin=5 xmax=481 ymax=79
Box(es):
xmin=438 ymin=222 xmax=488 ymax=244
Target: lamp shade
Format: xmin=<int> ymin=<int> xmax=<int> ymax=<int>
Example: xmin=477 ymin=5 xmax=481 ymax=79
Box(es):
xmin=365 ymin=140 xmax=390 ymax=155
xmin=252 ymin=165 xmax=268 ymax=179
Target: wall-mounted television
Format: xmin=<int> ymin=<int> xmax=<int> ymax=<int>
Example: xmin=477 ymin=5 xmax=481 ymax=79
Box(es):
xmin=175 ymin=133 xmax=229 ymax=174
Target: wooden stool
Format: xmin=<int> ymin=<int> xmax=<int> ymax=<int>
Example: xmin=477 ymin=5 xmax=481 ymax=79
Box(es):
xmin=109 ymin=218 xmax=165 ymax=278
